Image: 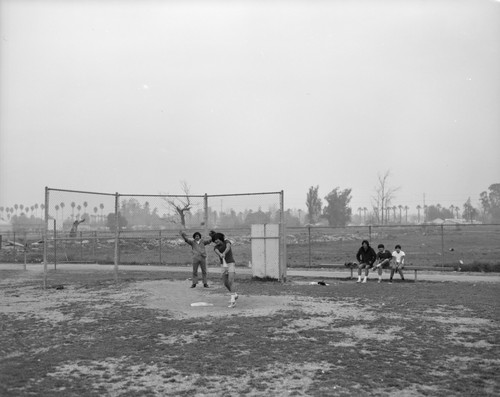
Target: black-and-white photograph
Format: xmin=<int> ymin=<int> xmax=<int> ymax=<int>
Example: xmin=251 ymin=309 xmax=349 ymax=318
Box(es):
xmin=1 ymin=1 xmax=499 ymax=396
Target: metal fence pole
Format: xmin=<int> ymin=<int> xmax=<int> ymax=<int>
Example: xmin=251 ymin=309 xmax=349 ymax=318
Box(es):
xmin=114 ymin=193 xmax=119 ymax=282
xmin=53 ymin=219 xmax=57 ymax=271
xmin=441 ymin=224 xmax=445 ymax=267
xmin=280 ymin=190 xmax=287 ymax=281
xmin=203 ymin=194 xmax=208 ymax=235
xmin=43 ymin=187 xmax=49 ymax=288
xmin=92 ymin=231 xmax=96 ymax=263
xmin=308 ymin=225 xmax=311 ymax=268
xmin=159 ymin=230 xmax=162 ymax=265
xmin=80 ymin=231 xmax=83 ymax=262
xmin=23 ymin=240 xmax=27 ymax=271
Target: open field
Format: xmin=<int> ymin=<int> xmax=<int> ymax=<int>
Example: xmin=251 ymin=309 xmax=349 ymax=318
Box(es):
xmin=1 ymin=266 xmax=499 ymax=396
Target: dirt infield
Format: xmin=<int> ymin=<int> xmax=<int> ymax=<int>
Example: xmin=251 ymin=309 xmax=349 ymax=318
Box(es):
xmin=1 ymin=265 xmax=499 ymax=396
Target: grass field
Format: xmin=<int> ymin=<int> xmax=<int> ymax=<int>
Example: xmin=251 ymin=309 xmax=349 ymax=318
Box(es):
xmin=1 ymin=267 xmax=499 ymax=396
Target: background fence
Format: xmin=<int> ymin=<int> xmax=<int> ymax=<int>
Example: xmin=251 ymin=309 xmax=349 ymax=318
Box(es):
xmin=286 ymin=224 xmax=500 ymax=268
xmin=2 ymin=223 xmax=499 ymax=270
xmin=1 ymin=189 xmax=499 ymax=271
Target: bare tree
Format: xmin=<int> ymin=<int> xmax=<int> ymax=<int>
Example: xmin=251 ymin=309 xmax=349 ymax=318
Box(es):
xmin=371 ymin=170 xmax=399 ymax=225
xmin=164 ymin=181 xmax=193 ymax=228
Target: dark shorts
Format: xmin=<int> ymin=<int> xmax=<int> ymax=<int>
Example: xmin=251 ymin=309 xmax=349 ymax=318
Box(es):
xmin=359 ymin=262 xmax=372 ymax=269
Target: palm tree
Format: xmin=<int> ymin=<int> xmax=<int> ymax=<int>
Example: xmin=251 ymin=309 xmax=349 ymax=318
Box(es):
xmin=0 ymin=206 xmax=4 ymax=220
xmin=404 ymin=205 xmax=409 ymax=223
xmin=14 ymin=204 xmax=19 ymax=215
xmin=93 ymin=207 xmax=98 ymax=224
xmin=34 ymin=203 xmax=39 ymax=218
xmin=60 ymin=202 xmax=65 ymax=222
xmin=77 ymin=205 xmax=82 ymax=219
xmin=398 ymin=205 xmax=403 ymax=223
xmin=436 ymin=203 xmax=442 ymax=217
xmin=19 ymin=204 xmax=24 ymax=214
xmin=71 ymin=202 xmax=76 ymax=220
xmin=55 ymin=204 xmax=60 ymax=222
xmin=40 ymin=204 xmax=45 ymax=218
xmin=449 ymin=205 xmax=455 ymax=218
xmin=83 ymin=201 xmax=88 ymax=218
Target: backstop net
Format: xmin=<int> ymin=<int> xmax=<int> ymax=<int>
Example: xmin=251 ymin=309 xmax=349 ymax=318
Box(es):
xmin=43 ymin=187 xmax=286 ymax=282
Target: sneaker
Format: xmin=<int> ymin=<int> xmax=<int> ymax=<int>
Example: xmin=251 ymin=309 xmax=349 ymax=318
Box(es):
xmin=389 ymin=280 xmax=393 ymax=284
xmin=357 ymin=279 xmax=361 ymax=283
xmin=228 ymin=294 xmax=238 ymax=308
xmin=190 ymin=284 xmax=196 ymax=288
xmin=377 ymin=279 xmax=381 ymax=283
xmin=203 ymin=284 xmax=209 ymax=288
xmin=362 ymin=279 xmax=367 ymax=283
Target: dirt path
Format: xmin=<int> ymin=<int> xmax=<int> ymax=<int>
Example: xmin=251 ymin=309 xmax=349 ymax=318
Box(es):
xmin=1 ymin=263 xmax=499 ymax=283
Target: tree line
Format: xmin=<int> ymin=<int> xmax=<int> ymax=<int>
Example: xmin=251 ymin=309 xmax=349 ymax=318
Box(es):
xmin=305 ymin=180 xmax=500 ymax=227
xmin=2 ymin=181 xmax=499 ymax=232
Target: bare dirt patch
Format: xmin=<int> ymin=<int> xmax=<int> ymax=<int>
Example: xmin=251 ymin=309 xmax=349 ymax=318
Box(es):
xmin=1 ymin=268 xmax=499 ymax=396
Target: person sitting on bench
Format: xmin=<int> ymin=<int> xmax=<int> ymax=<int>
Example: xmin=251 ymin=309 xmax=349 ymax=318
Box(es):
xmin=390 ymin=244 xmax=406 ymax=283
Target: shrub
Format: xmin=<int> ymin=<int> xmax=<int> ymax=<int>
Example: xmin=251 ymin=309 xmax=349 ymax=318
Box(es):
xmin=460 ymin=261 xmax=500 ymax=273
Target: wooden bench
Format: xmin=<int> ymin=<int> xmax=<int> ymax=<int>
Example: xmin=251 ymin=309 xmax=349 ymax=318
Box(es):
xmin=403 ymin=265 xmax=457 ymax=282
xmin=324 ymin=263 xmax=458 ymax=281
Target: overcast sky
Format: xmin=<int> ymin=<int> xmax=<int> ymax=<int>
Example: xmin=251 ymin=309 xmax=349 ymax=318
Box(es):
xmin=1 ymin=0 xmax=499 ymax=215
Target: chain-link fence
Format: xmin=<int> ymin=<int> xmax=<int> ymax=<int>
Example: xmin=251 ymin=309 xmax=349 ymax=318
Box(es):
xmin=35 ymin=188 xmax=286 ymax=281
xmin=286 ymin=224 xmax=500 ymax=268
xmin=2 ymin=188 xmax=498 ymax=273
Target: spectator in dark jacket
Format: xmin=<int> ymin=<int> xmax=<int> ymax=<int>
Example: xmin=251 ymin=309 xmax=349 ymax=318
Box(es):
xmin=356 ymin=240 xmax=377 ymax=283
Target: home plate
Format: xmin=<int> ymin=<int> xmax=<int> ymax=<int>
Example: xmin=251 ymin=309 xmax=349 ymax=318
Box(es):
xmin=190 ymin=302 xmax=214 ymax=307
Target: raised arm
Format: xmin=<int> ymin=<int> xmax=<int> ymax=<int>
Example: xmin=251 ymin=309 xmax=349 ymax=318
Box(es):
xmin=180 ymin=231 xmax=190 ymax=243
